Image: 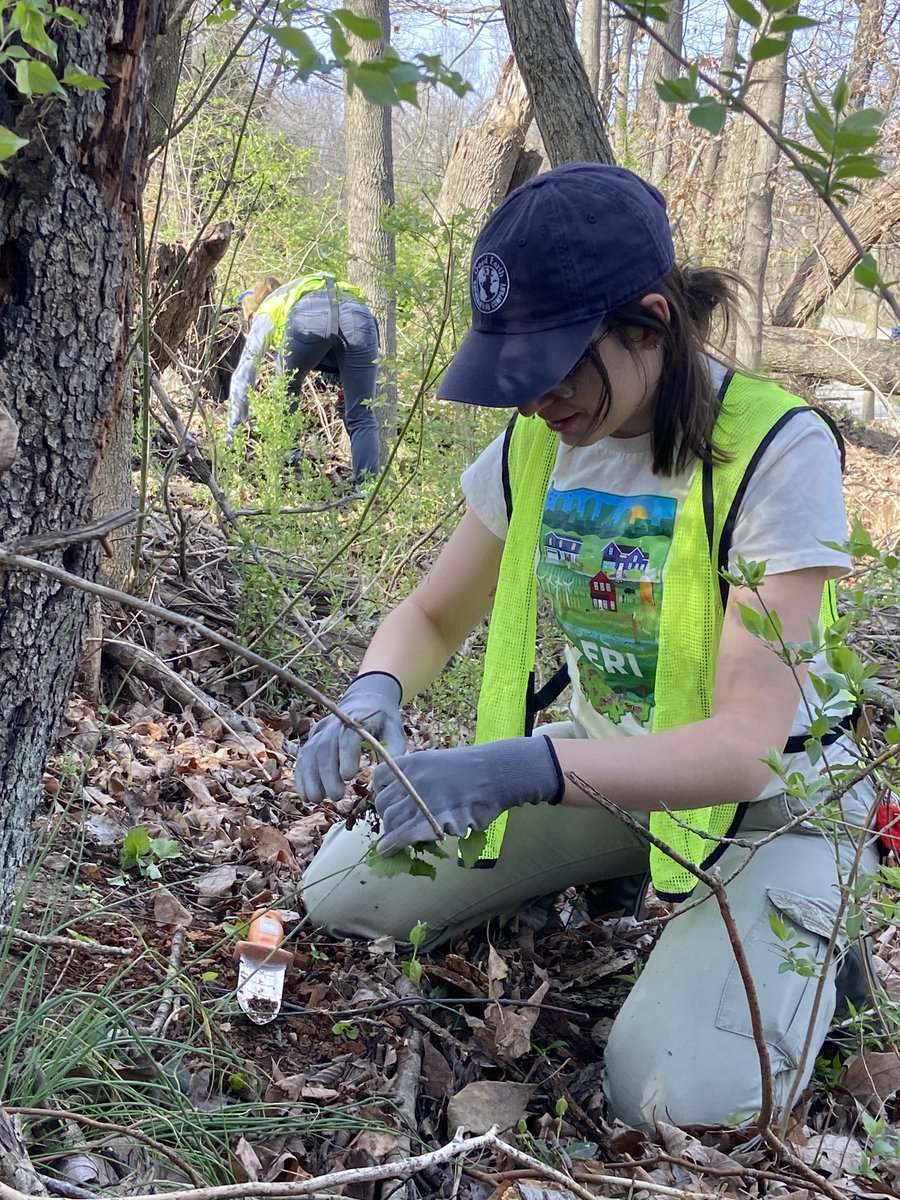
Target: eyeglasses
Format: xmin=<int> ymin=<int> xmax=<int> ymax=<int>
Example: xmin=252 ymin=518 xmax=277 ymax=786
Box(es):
xmin=546 ymin=331 xmax=609 ymax=399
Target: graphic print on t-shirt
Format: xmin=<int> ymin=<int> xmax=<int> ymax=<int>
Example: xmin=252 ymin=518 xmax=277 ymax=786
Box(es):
xmin=536 ymin=486 xmax=677 ymax=730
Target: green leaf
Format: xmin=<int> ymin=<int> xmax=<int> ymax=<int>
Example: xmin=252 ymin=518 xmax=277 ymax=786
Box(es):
xmin=331 ymin=7 xmax=383 ymax=40
xmin=0 ymin=125 xmax=28 ymax=162
xmin=325 ymin=13 xmax=350 ymax=59
xmin=805 ymin=110 xmax=836 ymax=153
xmin=725 ymin=0 xmax=761 ymax=26
xmin=688 ymin=97 xmax=727 ymax=134
xmin=458 ymin=829 xmax=487 ymax=869
xmin=121 ymin=825 xmax=153 ymax=867
xmin=831 ymin=76 xmax=848 ymax=115
xmin=769 ymin=14 xmax=818 ymax=31
xmin=149 ymin=836 xmax=182 ymax=861
xmin=12 ymin=1 xmax=58 ymax=61
xmin=567 ymin=1141 xmax=599 ymax=1160
xmin=768 ymin=911 xmax=789 ymax=940
xmin=348 ymin=62 xmax=399 ymax=104
xmin=268 ymin=26 xmax=324 ymax=79
xmin=655 ymin=74 xmax=699 ymax=104
xmin=15 ymin=57 xmax=65 ymax=97
xmin=408 ymin=920 xmax=428 ymax=949
xmin=367 ymin=845 xmax=419 ymax=876
xmin=737 ymin=602 xmax=765 ymax=637
xmin=53 ymin=5 xmax=86 ymax=25
xmin=407 ymin=857 xmax=437 ymax=878
xmin=832 ymin=156 xmax=884 ymax=181
xmin=854 ymin=253 xmax=880 ymax=289
xmin=750 ymin=35 xmax=788 ymax=60
xmin=61 ymin=64 xmax=106 ymax=90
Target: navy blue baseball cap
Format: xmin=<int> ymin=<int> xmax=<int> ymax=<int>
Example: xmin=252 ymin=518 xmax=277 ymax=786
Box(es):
xmin=436 ymin=163 xmax=676 ymax=408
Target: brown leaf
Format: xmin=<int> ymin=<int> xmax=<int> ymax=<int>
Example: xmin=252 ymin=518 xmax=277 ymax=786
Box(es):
xmin=232 ymin=1136 xmax=262 ymax=1182
xmin=487 ymin=946 xmax=509 ymax=1001
xmin=494 ymin=980 xmax=549 ymax=1061
xmin=447 ymin=1080 xmax=536 ymax=1134
xmin=250 ymin=824 xmax=298 ymax=873
xmin=843 ymin=1052 xmax=900 ymax=1112
xmin=421 ymin=1037 xmax=454 ymax=1100
xmin=195 ymin=864 xmax=238 ymax=905
xmin=152 ymin=887 xmax=193 ymax=928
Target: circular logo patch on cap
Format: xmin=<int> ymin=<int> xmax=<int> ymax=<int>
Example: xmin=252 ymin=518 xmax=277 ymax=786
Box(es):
xmin=471 ymin=253 xmax=509 ymax=314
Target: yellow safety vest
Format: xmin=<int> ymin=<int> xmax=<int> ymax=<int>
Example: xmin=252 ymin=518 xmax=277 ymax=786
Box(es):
xmin=256 ymin=274 xmax=366 ymax=351
xmin=471 ymin=371 xmax=840 ymax=900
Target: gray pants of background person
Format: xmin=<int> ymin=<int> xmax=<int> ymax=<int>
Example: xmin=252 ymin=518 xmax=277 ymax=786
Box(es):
xmin=301 ymin=722 xmax=877 ymax=1129
xmin=284 ymin=292 xmax=380 ymax=481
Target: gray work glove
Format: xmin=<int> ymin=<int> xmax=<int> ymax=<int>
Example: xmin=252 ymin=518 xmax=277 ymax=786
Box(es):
xmin=295 ymin=672 xmax=406 ymax=804
xmin=372 ymin=737 xmax=564 ymax=857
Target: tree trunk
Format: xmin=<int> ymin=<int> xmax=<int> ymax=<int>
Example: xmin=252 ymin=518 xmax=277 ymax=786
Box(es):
xmin=437 ymin=55 xmax=535 ymax=224
xmin=772 ymin=164 xmax=900 ymax=327
xmin=613 ymin=20 xmax=636 ymax=157
xmin=687 ymin=7 xmax=740 ymax=260
xmin=149 ymin=220 xmax=233 ymax=373
xmin=0 ymin=0 xmax=162 ymax=917
xmin=761 ymin=325 xmax=900 ymax=393
xmin=734 ymin=44 xmax=791 ymax=365
xmin=597 ymin=0 xmax=612 ymax=111
xmin=580 ymin=0 xmax=601 ymax=97
xmin=845 ymin=0 xmax=887 ymax=110
xmin=344 ymin=0 xmax=397 ymax=464
xmin=635 ymin=0 xmax=684 ymax=184
xmin=500 ymin=0 xmax=614 ymax=166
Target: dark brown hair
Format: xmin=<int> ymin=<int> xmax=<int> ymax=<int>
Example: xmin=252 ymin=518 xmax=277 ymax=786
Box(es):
xmin=580 ymin=265 xmax=746 ymax=476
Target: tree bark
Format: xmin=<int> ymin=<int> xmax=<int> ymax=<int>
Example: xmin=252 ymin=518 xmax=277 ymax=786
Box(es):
xmin=761 ymin=325 xmax=900 ymax=393
xmin=500 ymin=0 xmax=614 ymax=166
xmin=635 ymin=0 xmax=684 ymax=184
xmin=612 ymin=19 xmax=636 ymax=157
xmin=845 ymin=0 xmax=887 ymax=110
xmin=734 ymin=43 xmax=791 ymax=365
xmin=580 ymin=0 xmax=602 ymax=97
xmin=772 ymin=164 xmax=900 ymax=327
xmin=344 ymin=0 xmax=397 ymax=464
xmin=436 ymin=55 xmax=535 ymax=224
xmin=0 ymin=0 xmax=162 ymax=917
xmin=149 ymin=220 xmax=233 ymax=373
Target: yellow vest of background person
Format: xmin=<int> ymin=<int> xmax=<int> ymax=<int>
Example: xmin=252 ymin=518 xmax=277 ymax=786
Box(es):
xmin=471 ymin=372 xmax=842 ymax=900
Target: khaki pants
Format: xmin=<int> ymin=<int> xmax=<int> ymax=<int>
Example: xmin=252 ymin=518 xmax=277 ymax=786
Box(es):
xmin=301 ymin=724 xmax=877 ymax=1128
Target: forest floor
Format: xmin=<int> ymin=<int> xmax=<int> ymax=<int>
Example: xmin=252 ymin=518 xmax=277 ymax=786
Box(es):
xmin=5 ymin=409 xmax=900 ymax=1200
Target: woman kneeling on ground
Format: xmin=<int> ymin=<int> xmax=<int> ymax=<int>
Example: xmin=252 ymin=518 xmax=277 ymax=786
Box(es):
xmin=295 ymin=163 xmax=876 ymax=1130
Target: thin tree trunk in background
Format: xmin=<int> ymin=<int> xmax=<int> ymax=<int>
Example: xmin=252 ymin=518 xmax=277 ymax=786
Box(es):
xmin=772 ymin=163 xmax=900 ymax=327
xmin=635 ymin=0 xmax=683 ymax=185
xmin=613 ymin=19 xmax=635 ymax=158
xmin=580 ymin=0 xmax=601 ymax=96
xmin=0 ymin=0 xmax=162 ymax=918
xmin=597 ymin=0 xmax=612 ymax=112
xmin=500 ymin=0 xmax=614 ymax=166
xmin=344 ymin=0 xmax=397 ymax=463
xmin=733 ymin=43 xmax=791 ymax=365
xmin=688 ymin=7 xmax=740 ymax=261
xmin=437 ymin=55 xmax=535 ymax=223
xmin=845 ymin=0 xmax=886 ymax=110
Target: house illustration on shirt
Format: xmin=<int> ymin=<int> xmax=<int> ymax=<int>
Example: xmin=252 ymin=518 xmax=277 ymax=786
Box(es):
xmin=601 ymin=541 xmax=649 ymax=578
xmin=590 ymin=570 xmax=617 ymax=611
xmin=545 ymin=532 xmax=583 ymax=564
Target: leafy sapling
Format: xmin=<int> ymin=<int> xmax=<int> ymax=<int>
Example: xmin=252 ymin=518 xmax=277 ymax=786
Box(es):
xmin=401 ymin=920 xmax=428 ymax=986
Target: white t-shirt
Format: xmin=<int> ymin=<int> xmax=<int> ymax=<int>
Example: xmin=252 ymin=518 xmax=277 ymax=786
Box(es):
xmin=461 ymin=372 xmax=853 ymax=799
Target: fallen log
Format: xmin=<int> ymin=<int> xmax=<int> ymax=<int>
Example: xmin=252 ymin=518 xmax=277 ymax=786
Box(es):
xmin=760 ymin=325 xmax=900 ymax=395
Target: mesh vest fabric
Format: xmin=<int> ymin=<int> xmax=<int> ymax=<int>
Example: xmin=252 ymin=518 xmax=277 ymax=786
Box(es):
xmin=258 ymin=275 xmax=366 ymax=346
xmin=469 ymin=372 xmax=838 ymax=899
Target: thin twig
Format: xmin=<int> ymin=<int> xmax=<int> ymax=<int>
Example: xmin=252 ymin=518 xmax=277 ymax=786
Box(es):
xmin=566 ymin=771 xmax=776 ymax=1131
xmin=0 ymin=925 xmax=132 ymax=956
xmin=0 ymin=549 xmax=443 ymax=842
xmin=3 ymin=510 xmax=136 ymax=555
xmin=4 ymin=1109 xmax=204 ymax=1189
xmin=146 ymin=928 xmax=185 ymax=1038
